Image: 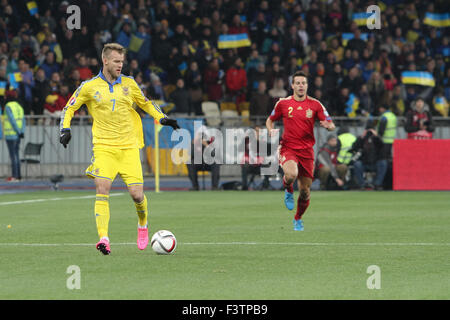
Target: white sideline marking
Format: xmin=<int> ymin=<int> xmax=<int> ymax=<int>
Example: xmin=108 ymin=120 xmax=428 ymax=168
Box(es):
xmin=0 ymin=193 xmax=125 ymax=206
xmin=0 ymin=242 xmax=447 ymax=247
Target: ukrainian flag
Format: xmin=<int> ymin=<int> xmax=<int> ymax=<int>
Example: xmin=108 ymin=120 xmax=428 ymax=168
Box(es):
xmin=401 ymin=71 xmax=435 ymax=87
xmin=177 ymin=61 xmax=187 ymax=75
xmin=8 ymin=72 xmax=22 ymax=89
xmin=433 ymin=96 xmax=448 ymax=117
xmin=0 ymin=81 xmax=6 ymax=96
xmin=345 ymin=93 xmax=359 ymax=118
xmin=423 ymin=12 xmax=450 ymax=28
xmin=27 ymin=1 xmax=38 ymax=15
xmin=218 ymin=33 xmax=251 ymax=49
xmin=352 ymin=12 xmax=373 ymax=26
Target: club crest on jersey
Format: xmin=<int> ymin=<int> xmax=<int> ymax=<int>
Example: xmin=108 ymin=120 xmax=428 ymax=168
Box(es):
xmin=69 ymin=97 xmax=76 ymax=106
xmin=122 ymin=86 xmax=129 ymax=96
xmin=93 ymin=91 xmax=102 ymax=102
xmin=306 ymin=108 xmax=313 ymax=118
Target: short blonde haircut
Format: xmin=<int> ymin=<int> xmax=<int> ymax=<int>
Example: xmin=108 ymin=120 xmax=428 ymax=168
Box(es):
xmin=102 ymin=43 xmax=126 ymax=59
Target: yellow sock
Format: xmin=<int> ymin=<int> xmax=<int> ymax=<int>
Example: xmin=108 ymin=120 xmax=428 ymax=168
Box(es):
xmin=95 ymin=194 xmax=110 ymax=239
xmin=135 ymin=195 xmax=148 ymax=227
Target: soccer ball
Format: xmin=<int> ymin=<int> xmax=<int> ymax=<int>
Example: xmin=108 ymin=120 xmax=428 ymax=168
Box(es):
xmin=151 ymin=230 xmax=177 ymax=255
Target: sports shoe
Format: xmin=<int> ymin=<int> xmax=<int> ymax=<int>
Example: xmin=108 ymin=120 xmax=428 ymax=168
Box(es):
xmin=284 ymin=190 xmax=294 ymax=210
xmin=137 ymin=225 xmax=149 ymax=250
xmin=96 ymin=238 xmax=111 ymax=255
xmin=293 ymin=219 xmax=304 ymax=231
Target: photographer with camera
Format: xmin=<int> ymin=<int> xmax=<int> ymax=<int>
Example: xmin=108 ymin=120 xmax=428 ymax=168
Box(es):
xmin=405 ymin=97 xmax=434 ymax=140
xmin=350 ymin=123 xmax=387 ymax=190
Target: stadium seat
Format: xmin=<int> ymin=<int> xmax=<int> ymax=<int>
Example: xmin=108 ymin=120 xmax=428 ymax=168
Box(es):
xmin=220 ymin=102 xmax=237 ymax=112
xmin=221 ymin=109 xmax=240 ymax=127
xmin=241 ymin=109 xmax=251 ymax=126
xmin=201 ymin=101 xmax=221 ymax=127
xmin=238 ymin=101 xmax=250 ymax=114
xmin=21 ymin=142 xmax=44 ymax=179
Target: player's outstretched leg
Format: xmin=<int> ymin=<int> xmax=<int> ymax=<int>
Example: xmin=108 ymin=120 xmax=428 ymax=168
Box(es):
xmin=95 ymin=193 xmax=111 ymax=254
xmin=281 ymin=160 xmax=298 ymax=211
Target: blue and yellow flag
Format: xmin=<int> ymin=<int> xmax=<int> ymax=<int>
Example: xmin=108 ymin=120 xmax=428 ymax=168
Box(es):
xmin=218 ymin=33 xmax=251 ymax=49
xmin=433 ymin=96 xmax=449 ymax=117
xmin=8 ymin=72 xmax=22 ymax=89
xmin=27 ymin=1 xmax=38 ymax=15
xmin=128 ymin=34 xmax=144 ymax=52
xmin=0 ymin=81 xmax=6 ymax=96
xmin=352 ymin=12 xmax=373 ymax=26
xmin=345 ymin=93 xmax=359 ymax=118
xmin=423 ymin=12 xmax=450 ymax=28
xmin=177 ymin=61 xmax=187 ymax=75
xmin=401 ymin=71 xmax=435 ymax=87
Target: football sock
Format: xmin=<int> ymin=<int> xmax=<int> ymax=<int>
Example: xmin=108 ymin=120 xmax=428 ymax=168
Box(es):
xmin=295 ymin=197 xmax=310 ymax=220
xmin=283 ymin=176 xmax=294 ymax=193
xmin=135 ymin=195 xmax=148 ymax=227
xmin=95 ymin=194 xmax=110 ymax=239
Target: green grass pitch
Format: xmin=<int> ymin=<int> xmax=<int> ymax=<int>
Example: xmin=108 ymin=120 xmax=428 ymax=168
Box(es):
xmin=0 ymin=190 xmax=448 ymax=300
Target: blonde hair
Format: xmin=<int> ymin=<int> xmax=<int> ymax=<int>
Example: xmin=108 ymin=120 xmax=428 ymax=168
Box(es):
xmin=102 ymin=43 xmax=126 ymax=59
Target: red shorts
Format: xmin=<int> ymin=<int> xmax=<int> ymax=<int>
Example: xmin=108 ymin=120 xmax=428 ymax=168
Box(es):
xmin=278 ymin=146 xmax=315 ymax=179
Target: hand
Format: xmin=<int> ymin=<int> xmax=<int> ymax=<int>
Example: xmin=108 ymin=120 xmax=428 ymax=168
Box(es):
xmin=160 ymin=118 xmax=180 ymax=130
xmin=320 ymin=120 xmax=335 ymax=131
xmin=18 ymin=133 xmax=24 ymax=139
xmin=60 ymin=129 xmax=71 ymax=148
xmin=336 ymin=178 xmax=344 ymax=187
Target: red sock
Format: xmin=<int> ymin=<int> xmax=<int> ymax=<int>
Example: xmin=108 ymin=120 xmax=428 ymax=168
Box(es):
xmin=295 ymin=198 xmax=310 ymax=220
xmin=283 ymin=177 xmax=293 ymax=193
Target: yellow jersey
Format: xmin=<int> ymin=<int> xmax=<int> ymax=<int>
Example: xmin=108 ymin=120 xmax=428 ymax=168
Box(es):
xmin=60 ymin=71 xmax=166 ymax=148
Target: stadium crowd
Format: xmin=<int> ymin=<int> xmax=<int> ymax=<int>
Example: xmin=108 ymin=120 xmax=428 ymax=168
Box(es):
xmin=0 ymin=0 xmax=449 ymax=121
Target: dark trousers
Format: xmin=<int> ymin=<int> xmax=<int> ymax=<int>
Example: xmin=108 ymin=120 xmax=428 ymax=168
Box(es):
xmin=6 ymin=139 xmax=21 ymax=179
xmin=188 ymin=163 xmax=220 ymax=189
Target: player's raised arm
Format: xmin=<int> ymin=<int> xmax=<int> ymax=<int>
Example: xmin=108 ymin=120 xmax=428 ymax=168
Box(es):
xmin=59 ymin=83 xmax=89 ymax=148
xmin=130 ymin=79 xmax=180 ymax=130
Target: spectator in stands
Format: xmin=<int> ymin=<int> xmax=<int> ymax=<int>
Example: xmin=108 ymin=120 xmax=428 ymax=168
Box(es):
xmin=203 ymin=58 xmax=224 ymax=103
xmin=225 ymin=56 xmax=247 ymax=108
xmin=405 ymin=97 xmax=435 ymax=140
xmin=18 ymin=59 xmax=34 ymax=115
xmin=250 ymin=80 xmax=271 ymax=126
xmin=268 ymin=78 xmax=288 ymax=102
xmin=32 ymin=68 xmax=48 ymax=116
xmin=41 ymin=51 xmax=60 ymax=79
xmin=315 ymin=135 xmax=346 ymax=190
xmin=76 ymin=54 xmax=93 ymax=81
xmin=351 ymin=124 xmax=387 ymax=191
xmin=169 ymin=78 xmax=192 ymax=116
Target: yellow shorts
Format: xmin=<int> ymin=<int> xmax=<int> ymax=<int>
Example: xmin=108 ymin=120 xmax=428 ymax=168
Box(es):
xmin=86 ymin=147 xmax=143 ymax=186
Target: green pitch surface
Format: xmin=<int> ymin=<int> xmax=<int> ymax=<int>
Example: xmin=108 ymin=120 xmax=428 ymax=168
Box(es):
xmin=0 ymin=190 xmax=449 ymax=300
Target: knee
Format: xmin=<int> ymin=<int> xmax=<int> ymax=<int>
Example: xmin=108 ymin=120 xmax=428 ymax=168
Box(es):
xmin=299 ymin=187 xmax=310 ymax=200
xmin=129 ymin=190 xmax=144 ymax=203
xmin=284 ymin=171 xmax=297 ymax=184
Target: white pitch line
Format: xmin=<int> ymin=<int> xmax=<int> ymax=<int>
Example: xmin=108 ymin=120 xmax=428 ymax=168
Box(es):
xmin=0 ymin=242 xmax=448 ymax=247
xmin=0 ymin=193 xmax=125 ymax=206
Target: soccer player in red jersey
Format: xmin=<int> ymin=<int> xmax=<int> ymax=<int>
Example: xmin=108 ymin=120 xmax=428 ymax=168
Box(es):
xmin=266 ymin=71 xmax=335 ymax=231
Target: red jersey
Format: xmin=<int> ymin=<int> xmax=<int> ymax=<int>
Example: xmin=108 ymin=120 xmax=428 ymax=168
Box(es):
xmin=269 ymin=95 xmax=332 ymax=159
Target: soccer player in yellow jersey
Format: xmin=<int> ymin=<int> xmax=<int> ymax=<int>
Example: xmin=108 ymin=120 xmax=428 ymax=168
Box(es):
xmin=59 ymin=43 xmax=180 ymax=255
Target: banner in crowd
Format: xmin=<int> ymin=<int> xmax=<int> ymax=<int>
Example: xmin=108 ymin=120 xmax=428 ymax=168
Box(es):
xmin=345 ymin=93 xmax=359 ymax=118
xmin=0 ymin=81 xmax=6 ymax=96
xmin=352 ymin=12 xmax=373 ymax=26
xmin=27 ymin=1 xmax=38 ymax=15
xmin=423 ymin=12 xmax=450 ymax=28
xmin=401 ymin=71 xmax=435 ymax=87
xmin=218 ymin=33 xmax=251 ymax=49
